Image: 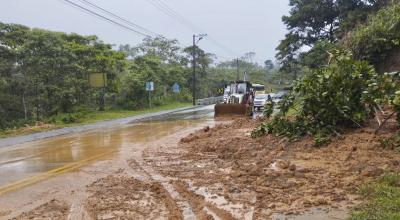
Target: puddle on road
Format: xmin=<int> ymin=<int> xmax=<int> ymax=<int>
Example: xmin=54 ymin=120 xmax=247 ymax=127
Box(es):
xmin=0 ymin=116 xmax=212 ymax=187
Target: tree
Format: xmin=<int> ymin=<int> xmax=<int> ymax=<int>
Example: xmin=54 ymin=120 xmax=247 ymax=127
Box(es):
xmin=275 ymin=0 xmax=389 ymax=81
xmin=264 ymin=60 xmax=274 ymax=71
xmin=120 ymin=55 xmax=163 ymax=108
xmin=119 ymin=44 xmax=138 ymax=59
xmin=135 ymin=36 xmax=183 ymax=64
xmin=344 ymin=1 xmax=400 ymax=67
xmin=0 ymin=22 xmax=126 ymax=128
xmin=183 ymin=45 xmax=215 ymax=77
xmin=282 ymin=0 xmax=338 ymax=45
xmin=241 ymin=52 xmax=256 ymax=64
xmin=299 ymin=40 xmax=337 ymax=69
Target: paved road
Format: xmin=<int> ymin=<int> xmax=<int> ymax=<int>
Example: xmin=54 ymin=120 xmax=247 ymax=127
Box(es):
xmin=0 ymin=105 xmax=215 ymax=190
xmin=0 ymin=105 xmax=211 ymax=148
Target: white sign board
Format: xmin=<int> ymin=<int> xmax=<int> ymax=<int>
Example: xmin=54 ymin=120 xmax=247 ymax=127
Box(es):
xmin=172 ymin=82 xmax=180 ymax=93
xmin=145 ymin=82 xmax=154 ymax=91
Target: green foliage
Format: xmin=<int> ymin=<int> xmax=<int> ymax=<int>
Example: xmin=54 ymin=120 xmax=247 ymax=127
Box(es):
xmin=1 ymin=21 xmax=277 ymax=132
xmin=197 ymin=57 xmax=279 ymax=99
xmin=264 ymin=60 xmax=274 ymax=70
xmin=263 ymin=97 xmax=274 ymax=118
xmin=298 ymin=40 xmax=337 ymax=69
xmin=61 ymin=114 xmax=81 ymax=124
xmin=294 ymin=50 xmax=376 ymax=126
xmin=345 ymin=2 xmax=400 ymax=66
xmin=362 ymin=71 xmax=400 ymax=126
xmin=276 ymin=0 xmax=389 ymax=81
xmin=351 ymin=173 xmax=400 ymax=220
xmin=251 ymin=122 xmax=269 ymax=138
xmin=0 ymin=22 xmax=127 ymax=129
xmin=282 ymin=0 xmax=338 ymax=43
xmin=253 ymin=50 xmax=399 ymax=145
xmin=0 ymin=22 xmax=197 ymax=130
xmin=251 ymin=117 xmax=309 ymax=141
xmin=118 ymin=54 xmax=193 ymax=110
xmin=380 ymin=132 xmax=400 ymax=152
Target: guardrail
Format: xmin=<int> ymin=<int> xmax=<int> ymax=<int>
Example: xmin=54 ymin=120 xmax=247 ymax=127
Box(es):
xmin=196 ymin=96 xmax=224 ymax=105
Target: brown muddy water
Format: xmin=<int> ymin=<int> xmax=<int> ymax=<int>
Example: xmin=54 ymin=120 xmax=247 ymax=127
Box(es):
xmin=0 ymin=106 xmax=215 ymax=191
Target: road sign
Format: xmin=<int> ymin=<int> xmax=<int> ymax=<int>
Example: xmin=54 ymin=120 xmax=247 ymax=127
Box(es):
xmin=218 ymin=88 xmax=224 ymax=95
xmin=89 ymin=73 xmax=106 ymax=88
xmin=172 ymin=82 xmax=180 ymax=93
xmin=145 ymin=82 xmax=154 ymax=91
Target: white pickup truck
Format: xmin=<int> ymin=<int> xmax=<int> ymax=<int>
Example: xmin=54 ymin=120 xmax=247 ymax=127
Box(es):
xmin=253 ymin=93 xmax=273 ymax=111
xmin=253 ymin=91 xmax=288 ymax=111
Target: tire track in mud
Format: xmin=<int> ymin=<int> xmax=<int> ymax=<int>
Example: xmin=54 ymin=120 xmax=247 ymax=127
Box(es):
xmin=11 ymin=199 xmax=69 ymax=220
xmin=85 ymin=176 xmax=172 ymax=219
xmin=173 ymin=180 xmax=237 ymax=220
xmin=67 ymin=198 xmax=91 ymax=220
xmin=127 ymin=157 xmax=196 ymax=220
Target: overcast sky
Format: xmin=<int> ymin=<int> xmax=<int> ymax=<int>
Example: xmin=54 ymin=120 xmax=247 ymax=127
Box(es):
xmin=1 ymin=0 xmax=290 ymax=64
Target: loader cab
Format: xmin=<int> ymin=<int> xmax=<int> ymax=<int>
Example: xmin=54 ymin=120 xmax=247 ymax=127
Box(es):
xmin=228 ymin=81 xmax=252 ymax=104
xmin=230 ymin=81 xmax=251 ymax=94
xmin=223 ymin=85 xmax=231 ymax=103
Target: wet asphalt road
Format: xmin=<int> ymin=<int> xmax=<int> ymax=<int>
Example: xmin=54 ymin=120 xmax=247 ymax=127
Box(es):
xmin=0 ymin=105 xmax=215 ymax=188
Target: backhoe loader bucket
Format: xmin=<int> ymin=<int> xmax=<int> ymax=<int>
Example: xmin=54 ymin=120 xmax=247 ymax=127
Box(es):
xmin=214 ymin=103 xmax=247 ymax=117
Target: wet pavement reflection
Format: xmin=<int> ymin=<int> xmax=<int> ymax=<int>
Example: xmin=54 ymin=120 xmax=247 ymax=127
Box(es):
xmin=0 ymin=106 xmax=215 ymax=187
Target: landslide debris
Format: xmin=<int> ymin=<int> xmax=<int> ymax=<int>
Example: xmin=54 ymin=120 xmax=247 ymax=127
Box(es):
xmin=146 ymin=118 xmax=400 ymax=219
xmin=12 ymin=199 xmax=69 ymax=220
xmin=85 ymin=175 xmax=182 ymax=220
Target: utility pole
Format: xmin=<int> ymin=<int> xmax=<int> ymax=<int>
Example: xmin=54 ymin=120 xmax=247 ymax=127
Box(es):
xmin=192 ymin=33 xmax=207 ymax=106
xmin=148 ymin=90 xmax=151 ymax=108
xmin=236 ymin=58 xmax=240 ymax=81
xmin=99 ymin=72 xmax=106 ymax=111
xmin=192 ymin=35 xmax=196 ymax=106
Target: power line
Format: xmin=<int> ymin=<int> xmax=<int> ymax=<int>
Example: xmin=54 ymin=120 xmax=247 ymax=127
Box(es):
xmin=146 ymin=0 xmax=240 ymax=58
xmin=60 ymin=0 xmax=151 ymax=37
xmin=60 ymin=0 xmax=241 ymax=61
xmin=58 ymin=0 xmax=191 ymax=57
xmin=149 ymin=0 xmax=237 ymax=56
xmin=76 ymin=0 xmax=161 ymax=37
xmin=148 ymin=0 xmax=202 ymax=33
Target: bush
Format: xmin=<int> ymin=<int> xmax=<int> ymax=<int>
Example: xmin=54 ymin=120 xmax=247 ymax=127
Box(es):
xmin=60 ymin=111 xmax=90 ymax=124
xmin=61 ymin=114 xmax=80 ymax=124
xmin=380 ymin=132 xmax=400 ymax=152
xmin=252 ymin=49 xmax=399 ymax=145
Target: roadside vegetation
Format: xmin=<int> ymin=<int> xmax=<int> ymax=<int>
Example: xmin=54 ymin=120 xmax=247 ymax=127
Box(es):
xmin=0 ymin=102 xmax=190 ymax=138
xmin=351 ymin=173 xmax=400 ymax=220
xmin=0 ymin=23 xmax=279 ymax=135
xmin=252 ymin=0 xmax=400 ymax=218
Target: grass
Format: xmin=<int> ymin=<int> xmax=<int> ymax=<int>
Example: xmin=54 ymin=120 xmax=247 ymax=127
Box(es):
xmin=0 ymin=102 xmax=191 ymax=138
xmin=350 ymin=173 xmax=400 ymax=220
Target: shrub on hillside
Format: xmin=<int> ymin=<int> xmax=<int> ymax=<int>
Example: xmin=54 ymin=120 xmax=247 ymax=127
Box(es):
xmin=252 ymin=49 xmax=400 ymax=145
xmin=344 ymin=2 xmax=400 ymax=66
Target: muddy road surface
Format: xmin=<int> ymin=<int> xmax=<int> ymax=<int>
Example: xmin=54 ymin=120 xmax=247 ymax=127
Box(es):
xmin=0 ymin=106 xmax=217 ymax=219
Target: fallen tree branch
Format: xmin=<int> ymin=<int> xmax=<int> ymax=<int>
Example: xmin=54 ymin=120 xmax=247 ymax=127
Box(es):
xmin=373 ymin=107 xmax=382 ymax=126
xmin=375 ymin=111 xmax=396 ymax=134
xmin=332 ymin=129 xmax=343 ymax=139
xmin=377 ymin=105 xmax=385 ymax=114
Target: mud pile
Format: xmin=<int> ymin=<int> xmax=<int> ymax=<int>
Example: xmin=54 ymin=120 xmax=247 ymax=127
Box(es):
xmin=147 ymin=118 xmax=400 ymax=219
xmin=85 ymin=175 xmax=182 ymax=220
xmin=12 ymin=199 xmax=69 ymax=220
